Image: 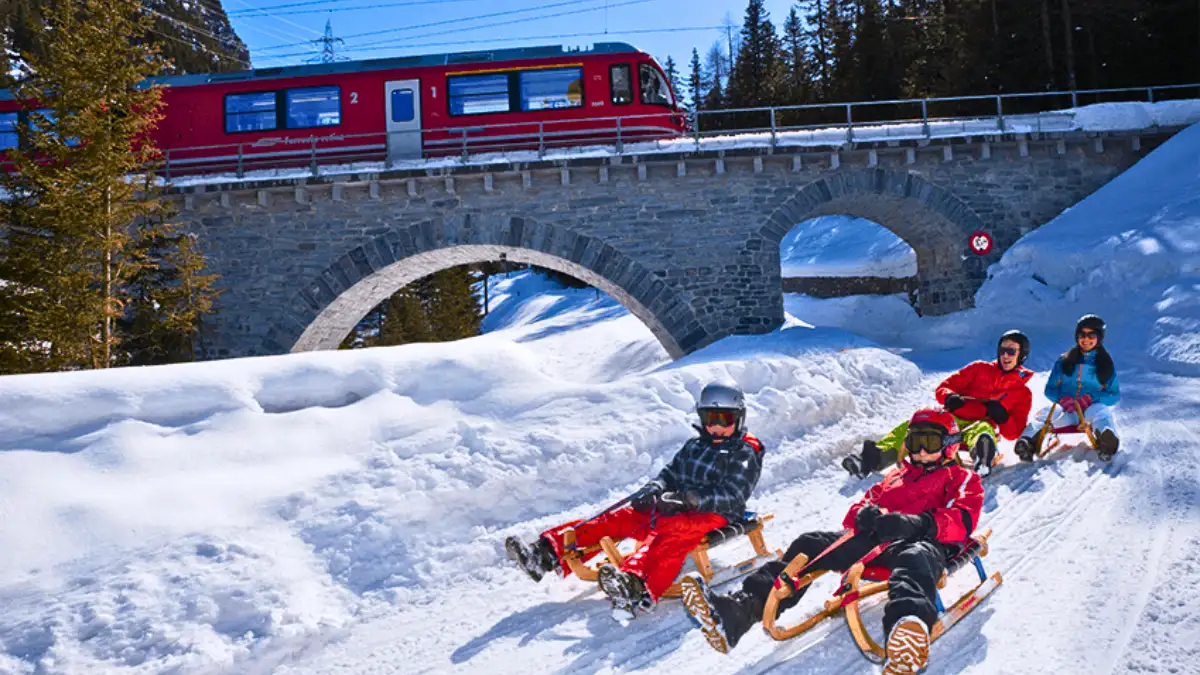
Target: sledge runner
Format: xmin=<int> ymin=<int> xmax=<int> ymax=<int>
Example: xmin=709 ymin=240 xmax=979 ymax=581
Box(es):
xmin=505 ymin=382 xmax=766 ymax=621
xmin=1016 ymin=314 xmax=1121 ymax=461
xmin=683 ymin=408 xmax=985 ymax=675
xmin=844 ymin=330 xmax=1033 ymax=477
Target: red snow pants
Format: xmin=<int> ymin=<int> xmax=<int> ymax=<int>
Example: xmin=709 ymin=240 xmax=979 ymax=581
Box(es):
xmin=541 ymin=507 xmax=728 ymax=601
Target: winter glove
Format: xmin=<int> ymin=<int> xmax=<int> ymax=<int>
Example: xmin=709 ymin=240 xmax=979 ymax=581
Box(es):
xmin=854 ymin=504 xmax=882 ymax=536
xmin=944 ymin=394 xmax=966 ymax=412
xmin=874 ymin=512 xmax=935 ymax=542
xmin=984 ymin=399 xmax=1009 ymax=424
xmin=630 ymin=483 xmax=664 ymax=513
xmin=1057 ymin=395 xmax=1077 ymax=410
xmin=1076 ymin=394 xmax=1093 ymax=411
xmin=656 ymin=490 xmax=700 ymax=516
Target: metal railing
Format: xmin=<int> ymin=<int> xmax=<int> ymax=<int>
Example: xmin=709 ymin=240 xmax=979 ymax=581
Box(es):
xmin=5 ymin=82 xmax=1199 ymax=182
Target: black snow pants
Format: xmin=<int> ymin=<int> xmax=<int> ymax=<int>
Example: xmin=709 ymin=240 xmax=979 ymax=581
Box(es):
xmin=740 ymin=530 xmax=948 ymax=638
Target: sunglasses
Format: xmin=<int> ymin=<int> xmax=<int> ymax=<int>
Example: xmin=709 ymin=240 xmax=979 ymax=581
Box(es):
xmin=1077 ymin=330 xmax=1098 ymax=339
xmin=905 ymin=430 xmax=946 ymax=455
xmin=700 ymin=409 xmax=737 ymax=427
xmin=999 ymin=346 xmax=1020 ymax=356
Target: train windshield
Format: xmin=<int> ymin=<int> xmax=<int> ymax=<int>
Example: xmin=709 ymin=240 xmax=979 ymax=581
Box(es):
xmin=638 ymin=63 xmax=673 ymax=107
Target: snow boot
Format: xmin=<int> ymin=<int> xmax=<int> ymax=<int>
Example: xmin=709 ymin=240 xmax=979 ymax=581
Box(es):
xmin=680 ymin=575 xmax=759 ymax=654
xmin=882 ymin=615 xmax=930 ymax=674
xmin=1014 ymin=436 xmax=1035 ymax=462
xmin=842 ymin=454 xmax=864 ymax=478
xmin=1096 ymin=428 xmax=1120 ymax=462
xmin=972 ymin=434 xmax=998 ymax=475
xmin=1015 ymin=427 xmax=1046 ymax=462
xmin=597 ymin=565 xmax=653 ymax=623
xmin=843 ymin=440 xmax=883 ymax=478
xmin=505 ymin=535 xmax=559 ymax=582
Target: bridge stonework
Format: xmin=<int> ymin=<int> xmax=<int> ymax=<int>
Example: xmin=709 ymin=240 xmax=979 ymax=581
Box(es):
xmin=171 ymin=130 xmax=1173 ymax=360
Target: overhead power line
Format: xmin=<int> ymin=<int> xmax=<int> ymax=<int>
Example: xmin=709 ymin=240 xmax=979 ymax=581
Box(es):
xmin=258 ymin=0 xmax=657 ymax=58
xmin=228 ymin=0 xmax=488 ymax=17
xmin=145 ymin=27 xmax=253 ymax=68
xmin=255 ymin=23 xmax=721 ymax=63
xmin=254 ymin=0 xmax=631 ymax=52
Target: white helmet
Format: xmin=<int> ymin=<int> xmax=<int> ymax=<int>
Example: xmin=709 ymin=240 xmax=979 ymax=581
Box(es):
xmin=695 ymin=382 xmax=746 ymax=433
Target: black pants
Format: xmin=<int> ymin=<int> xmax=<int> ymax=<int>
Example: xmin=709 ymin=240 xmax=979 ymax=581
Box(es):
xmin=740 ymin=531 xmax=948 ymax=637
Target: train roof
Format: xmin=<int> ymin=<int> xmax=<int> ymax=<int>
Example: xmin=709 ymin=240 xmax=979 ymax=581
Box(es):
xmin=0 ymin=42 xmax=643 ymax=101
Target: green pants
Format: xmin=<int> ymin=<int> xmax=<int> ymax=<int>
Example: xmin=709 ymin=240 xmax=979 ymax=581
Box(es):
xmin=872 ymin=416 xmax=996 ymax=470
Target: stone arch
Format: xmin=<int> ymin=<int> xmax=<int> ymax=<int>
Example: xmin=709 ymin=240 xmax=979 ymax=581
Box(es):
xmin=265 ymin=214 xmax=704 ymax=359
xmin=759 ymin=168 xmax=990 ymax=315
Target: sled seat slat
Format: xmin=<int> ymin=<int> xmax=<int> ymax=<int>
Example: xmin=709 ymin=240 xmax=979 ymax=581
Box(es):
xmin=705 ymin=514 xmax=759 ymax=547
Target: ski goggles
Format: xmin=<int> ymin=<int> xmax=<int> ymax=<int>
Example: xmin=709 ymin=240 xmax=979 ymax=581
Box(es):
xmin=998 ymin=346 xmax=1020 ymax=357
xmin=905 ymin=429 xmax=947 ymax=455
xmin=699 ymin=409 xmax=738 ymax=427
xmin=1077 ymin=329 xmax=1099 ymax=339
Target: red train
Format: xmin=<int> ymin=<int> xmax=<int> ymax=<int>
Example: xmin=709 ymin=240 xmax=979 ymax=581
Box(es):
xmin=0 ymin=42 xmax=687 ymax=177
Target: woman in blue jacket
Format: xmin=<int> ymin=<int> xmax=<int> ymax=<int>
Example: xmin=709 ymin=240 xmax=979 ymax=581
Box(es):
xmin=1016 ymin=314 xmax=1120 ymax=461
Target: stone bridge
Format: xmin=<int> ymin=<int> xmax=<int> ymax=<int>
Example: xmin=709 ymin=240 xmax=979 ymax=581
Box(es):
xmin=170 ymin=128 xmax=1178 ymax=360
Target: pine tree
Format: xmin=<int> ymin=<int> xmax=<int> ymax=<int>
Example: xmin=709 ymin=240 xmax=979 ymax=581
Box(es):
xmin=663 ymin=55 xmax=682 ymax=103
xmin=802 ymin=0 xmax=834 ymax=99
xmin=0 ymin=0 xmax=218 ymax=373
xmin=781 ymin=7 xmax=813 ymax=105
xmin=687 ymin=48 xmax=703 ymax=111
xmin=119 ymin=210 xmax=221 ymax=364
xmin=702 ymin=42 xmax=727 ymax=110
xmin=853 ymin=0 xmax=898 ymax=101
xmin=0 ymin=0 xmax=169 ymax=371
xmin=426 ymin=266 xmax=482 ymax=340
xmin=727 ymin=0 xmax=783 ymax=109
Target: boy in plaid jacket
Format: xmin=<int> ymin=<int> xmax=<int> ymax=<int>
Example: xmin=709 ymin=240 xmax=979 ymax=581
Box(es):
xmin=505 ymin=382 xmax=764 ymax=621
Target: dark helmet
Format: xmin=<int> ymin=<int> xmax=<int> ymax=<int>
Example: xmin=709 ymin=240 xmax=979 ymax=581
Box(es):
xmin=1076 ymin=314 xmax=1106 ymax=342
xmin=696 ymin=382 xmax=746 ymax=433
xmin=997 ymin=329 xmax=1030 ymax=366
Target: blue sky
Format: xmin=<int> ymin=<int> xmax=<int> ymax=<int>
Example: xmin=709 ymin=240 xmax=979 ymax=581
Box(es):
xmin=226 ymin=0 xmax=799 ymax=76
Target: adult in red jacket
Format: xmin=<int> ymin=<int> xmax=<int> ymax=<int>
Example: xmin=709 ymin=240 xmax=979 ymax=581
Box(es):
xmin=844 ymin=330 xmax=1034 ymax=478
xmin=683 ymin=408 xmax=984 ymax=675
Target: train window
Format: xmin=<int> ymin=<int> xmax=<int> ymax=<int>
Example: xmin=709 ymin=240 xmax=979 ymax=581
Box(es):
xmin=286 ymin=86 xmax=341 ymax=129
xmin=391 ymin=89 xmax=415 ymax=122
xmin=0 ymin=112 xmax=16 ymax=150
xmin=448 ymin=73 xmax=510 ymax=116
xmin=610 ymin=65 xmax=632 ymax=105
xmin=225 ymin=92 xmax=278 ymax=133
xmin=638 ymin=63 xmax=672 ymax=107
xmin=519 ymin=67 xmax=583 ymax=111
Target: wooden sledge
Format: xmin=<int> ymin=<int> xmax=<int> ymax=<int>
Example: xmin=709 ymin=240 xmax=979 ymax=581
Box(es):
xmin=761 ymin=528 xmax=1002 ymax=662
xmin=1033 ymin=402 xmax=1098 ymax=457
xmin=560 ymin=513 xmax=782 ymax=598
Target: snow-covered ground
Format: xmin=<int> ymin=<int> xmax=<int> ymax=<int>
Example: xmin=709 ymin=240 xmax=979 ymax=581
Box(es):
xmin=780 ymin=215 xmax=915 ymax=278
xmin=1 ymin=123 xmax=1198 ymax=675
xmin=164 ymin=99 xmax=1200 ymax=188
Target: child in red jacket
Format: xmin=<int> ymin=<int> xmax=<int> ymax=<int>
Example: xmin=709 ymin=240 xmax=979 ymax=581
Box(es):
xmin=684 ymin=408 xmax=984 ymax=675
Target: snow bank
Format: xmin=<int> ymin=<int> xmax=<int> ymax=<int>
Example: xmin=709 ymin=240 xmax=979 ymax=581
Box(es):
xmin=0 ymin=280 xmax=916 ymax=673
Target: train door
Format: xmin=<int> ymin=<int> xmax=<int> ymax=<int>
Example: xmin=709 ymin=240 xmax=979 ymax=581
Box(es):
xmin=385 ymin=79 xmax=422 ymax=161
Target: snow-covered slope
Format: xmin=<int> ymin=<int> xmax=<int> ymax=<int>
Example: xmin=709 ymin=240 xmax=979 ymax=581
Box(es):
xmin=780 ymin=215 xmax=916 ymax=278
xmin=0 ymin=125 xmax=1198 ymax=675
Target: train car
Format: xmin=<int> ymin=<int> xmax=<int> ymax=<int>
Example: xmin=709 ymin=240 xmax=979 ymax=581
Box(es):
xmin=0 ymin=42 xmax=687 ymax=177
